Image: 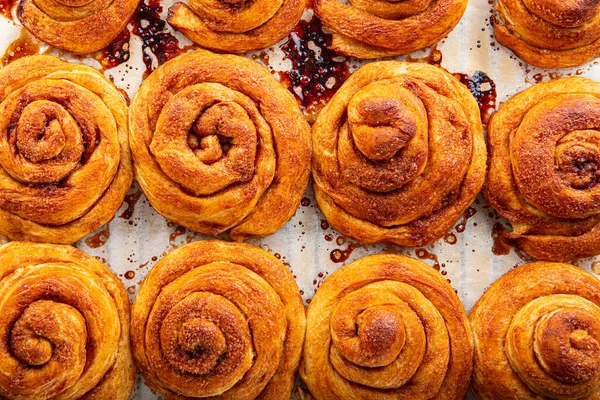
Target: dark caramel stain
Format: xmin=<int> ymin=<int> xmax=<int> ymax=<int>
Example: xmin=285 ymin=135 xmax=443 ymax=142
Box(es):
xmin=444 ymin=232 xmax=458 ymax=245
xmin=84 ymin=224 xmax=111 ymax=249
xmin=455 ymin=207 xmax=478 ymax=233
xmin=0 ymin=0 xmax=16 ymax=20
xmin=1 ymin=29 xmax=40 ymax=66
xmin=330 ymin=242 xmax=360 ymax=264
xmin=169 ymin=225 xmax=187 ymax=247
xmin=119 ymin=189 xmax=144 ymax=220
xmin=491 ymin=222 xmax=511 ymax=256
xmin=405 ymin=44 xmax=443 ymax=66
xmin=415 ymin=248 xmax=441 ymax=271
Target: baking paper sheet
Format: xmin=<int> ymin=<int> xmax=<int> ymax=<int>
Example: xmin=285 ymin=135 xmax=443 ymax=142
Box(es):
xmin=2 ymin=1 xmax=600 ymax=398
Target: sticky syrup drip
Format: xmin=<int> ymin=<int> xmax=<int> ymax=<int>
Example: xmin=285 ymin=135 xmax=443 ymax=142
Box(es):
xmin=1 ymin=29 xmax=40 ymax=66
xmin=0 ymin=0 xmax=16 ymax=20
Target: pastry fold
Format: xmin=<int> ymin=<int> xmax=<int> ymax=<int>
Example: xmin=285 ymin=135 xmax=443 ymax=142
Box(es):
xmin=314 ymin=0 xmax=467 ymax=58
xmin=494 ymin=0 xmax=600 ymax=68
xmin=0 ymin=55 xmax=133 ymax=244
xmin=17 ymin=0 xmax=139 ymax=54
xmin=301 ymin=254 xmax=473 ymax=400
xmin=167 ymin=0 xmax=306 ymax=53
xmin=312 ymin=61 xmax=486 ymax=247
xmin=485 ymin=77 xmax=600 ymax=261
xmin=129 ymin=50 xmax=311 ymax=241
xmin=0 ymin=242 xmax=135 ymax=400
xmin=131 ymin=240 xmax=306 ymax=400
xmin=470 ymin=262 xmax=600 ymax=399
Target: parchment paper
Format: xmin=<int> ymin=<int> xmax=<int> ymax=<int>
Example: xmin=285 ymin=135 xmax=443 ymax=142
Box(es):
xmin=2 ymin=1 xmax=600 ymax=398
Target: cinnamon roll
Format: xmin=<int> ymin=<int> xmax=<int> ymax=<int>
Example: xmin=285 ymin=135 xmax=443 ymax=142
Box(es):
xmin=301 ymin=254 xmax=473 ymax=400
xmin=485 ymin=77 xmax=600 ymax=261
xmin=494 ymin=0 xmax=600 ymax=68
xmin=470 ymin=262 xmax=600 ymax=399
xmin=312 ymin=61 xmax=486 ymax=247
xmin=167 ymin=0 xmax=306 ymax=53
xmin=17 ymin=0 xmax=139 ymax=54
xmin=131 ymin=240 xmax=306 ymax=399
xmin=0 ymin=241 xmax=135 ymax=400
xmin=129 ymin=50 xmax=311 ymax=241
xmin=314 ymin=0 xmax=468 ymax=59
xmin=0 ymin=55 xmax=133 ymax=244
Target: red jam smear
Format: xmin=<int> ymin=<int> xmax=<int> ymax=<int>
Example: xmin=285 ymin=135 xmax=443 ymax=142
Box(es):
xmin=97 ymin=28 xmax=131 ymax=69
xmin=455 ymin=71 xmax=497 ymax=127
xmin=97 ymin=0 xmax=190 ymax=74
xmin=130 ymin=0 xmax=188 ymax=77
xmin=279 ymin=15 xmax=351 ymax=123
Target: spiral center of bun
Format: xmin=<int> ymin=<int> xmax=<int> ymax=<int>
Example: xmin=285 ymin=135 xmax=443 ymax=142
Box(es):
xmin=348 ymin=88 xmax=417 ymax=161
xmin=345 ymin=305 xmax=407 ymax=367
xmin=150 ymin=83 xmax=275 ymax=197
xmin=556 ymin=131 xmax=600 ymax=190
xmin=12 ymin=99 xmax=84 ymax=183
xmin=522 ymin=0 xmax=600 ymax=27
xmin=157 ymin=291 xmax=255 ymax=396
xmin=188 ymin=102 xmax=249 ymax=165
xmin=177 ymin=318 xmax=227 ymax=374
xmin=505 ymin=295 xmax=600 ymax=399
xmin=534 ymin=309 xmax=600 ymax=384
xmin=10 ymin=300 xmax=87 ymax=367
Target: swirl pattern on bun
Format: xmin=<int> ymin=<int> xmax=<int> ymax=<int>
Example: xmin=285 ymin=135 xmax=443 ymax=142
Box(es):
xmin=312 ymin=61 xmax=486 ymax=247
xmin=0 ymin=55 xmax=133 ymax=244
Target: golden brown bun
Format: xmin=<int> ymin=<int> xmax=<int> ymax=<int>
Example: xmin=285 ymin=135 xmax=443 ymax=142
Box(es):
xmin=17 ymin=0 xmax=139 ymax=54
xmin=0 ymin=55 xmax=133 ymax=244
xmin=470 ymin=262 xmax=600 ymax=399
xmin=167 ymin=0 xmax=305 ymax=53
xmin=0 ymin=242 xmax=135 ymax=400
xmin=129 ymin=50 xmax=311 ymax=241
xmin=312 ymin=61 xmax=486 ymax=247
xmin=301 ymin=254 xmax=473 ymax=400
xmin=314 ymin=0 xmax=467 ymax=59
xmin=485 ymin=77 xmax=600 ymax=262
xmin=494 ymin=0 xmax=600 ymax=68
xmin=131 ymin=240 xmax=306 ymax=400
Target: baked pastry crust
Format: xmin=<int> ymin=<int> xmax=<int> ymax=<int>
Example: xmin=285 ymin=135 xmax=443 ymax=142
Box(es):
xmin=0 ymin=55 xmax=133 ymax=244
xmin=301 ymin=254 xmax=473 ymax=400
xmin=0 ymin=241 xmax=135 ymax=400
xmin=470 ymin=261 xmax=600 ymax=399
xmin=312 ymin=61 xmax=486 ymax=247
xmin=313 ymin=0 xmax=468 ymax=59
xmin=17 ymin=0 xmax=139 ymax=54
xmin=129 ymin=50 xmax=311 ymax=241
xmin=167 ymin=0 xmax=306 ymax=53
xmin=485 ymin=77 xmax=600 ymax=261
xmin=131 ymin=240 xmax=306 ymax=400
xmin=494 ymin=0 xmax=600 ymax=68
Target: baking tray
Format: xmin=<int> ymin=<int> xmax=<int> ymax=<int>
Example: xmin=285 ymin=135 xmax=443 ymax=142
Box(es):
xmin=2 ymin=0 xmax=600 ymax=398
